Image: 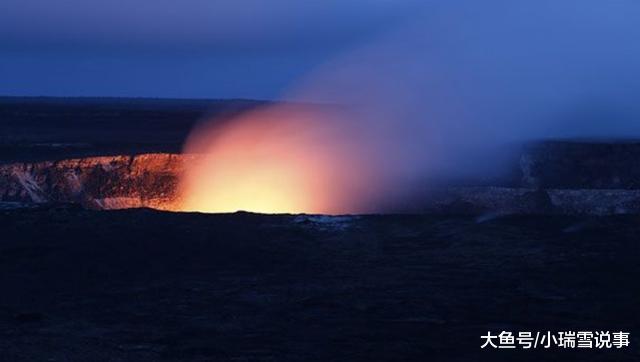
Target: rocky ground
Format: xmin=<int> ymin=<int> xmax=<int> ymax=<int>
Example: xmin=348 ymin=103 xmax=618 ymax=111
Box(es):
xmin=0 ymin=206 xmax=638 ymax=361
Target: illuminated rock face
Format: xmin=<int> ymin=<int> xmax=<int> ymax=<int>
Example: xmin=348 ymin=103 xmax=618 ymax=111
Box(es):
xmin=0 ymin=153 xmax=191 ymax=210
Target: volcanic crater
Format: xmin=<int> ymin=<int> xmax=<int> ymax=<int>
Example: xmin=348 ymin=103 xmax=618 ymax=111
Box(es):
xmin=3 ymin=141 xmax=640 ymax=215
xmin=2 ymin=98 xmax=640 ymax=361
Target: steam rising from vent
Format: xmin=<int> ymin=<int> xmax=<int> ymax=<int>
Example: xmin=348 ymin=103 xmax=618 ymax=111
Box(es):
xmin=179 ymin=0 xmax=640 ymax=214
xmin=178 ymin=106 xmax=385 ymax=214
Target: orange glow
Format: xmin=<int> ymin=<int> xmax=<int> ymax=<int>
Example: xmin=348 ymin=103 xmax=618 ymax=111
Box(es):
xmin=178 ymin=106 xmax=378 ymax=214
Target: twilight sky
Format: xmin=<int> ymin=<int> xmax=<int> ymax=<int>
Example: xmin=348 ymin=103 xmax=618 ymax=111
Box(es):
xmin=0 ymin=0 xmax=423 ymax=99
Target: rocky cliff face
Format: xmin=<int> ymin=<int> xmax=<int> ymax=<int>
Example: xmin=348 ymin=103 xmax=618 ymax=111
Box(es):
xmin=2 ymin=141 xmax=640 ymax=215
xmin=0 ymin=153 xmax=192 ymax=210
xmin=519 ymin=141 xmax=640 ymax=189
xmin=422 ymin=187 xmax=640 ymax=216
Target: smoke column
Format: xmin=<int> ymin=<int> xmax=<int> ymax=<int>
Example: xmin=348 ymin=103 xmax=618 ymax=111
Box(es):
xmin=180 ymin=0 xmax=640 ymax=214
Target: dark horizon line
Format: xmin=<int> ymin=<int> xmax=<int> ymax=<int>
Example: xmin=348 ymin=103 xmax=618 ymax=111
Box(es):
xmin=0 ymin=95 xmax=275 ymax=103
xmin=0 ymin=95 xmax=343 ymax=108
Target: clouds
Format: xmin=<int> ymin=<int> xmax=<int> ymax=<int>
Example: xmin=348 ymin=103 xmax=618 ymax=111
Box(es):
xmin=0 ymin=0 xmax=423 ymax=98
xmin=3 ymin=0 xmax=640 ymax=102
xmin=0 ymin=0 xmax=423 ymax=51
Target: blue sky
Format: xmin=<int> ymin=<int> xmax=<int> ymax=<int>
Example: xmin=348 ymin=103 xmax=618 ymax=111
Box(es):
xmin=0 ymin=0 xmax=422 ymax=99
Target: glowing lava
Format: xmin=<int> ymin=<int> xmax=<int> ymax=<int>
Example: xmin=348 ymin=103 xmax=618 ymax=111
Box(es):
xmin=178 ymin=106 xmax=378 ymax=214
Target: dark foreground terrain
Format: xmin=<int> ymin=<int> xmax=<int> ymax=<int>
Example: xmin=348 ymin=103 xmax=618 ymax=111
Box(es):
xmin=0 ymin=206 xmax=638 ymax=361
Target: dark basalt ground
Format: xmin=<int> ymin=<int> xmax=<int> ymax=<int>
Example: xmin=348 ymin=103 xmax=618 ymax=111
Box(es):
xmin=0 ymin=206 xmax=638 ymax=361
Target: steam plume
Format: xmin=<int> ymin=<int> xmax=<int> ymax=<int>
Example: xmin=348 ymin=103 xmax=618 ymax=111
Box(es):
xmin=180 ymin=0 xmax=640 ymax=214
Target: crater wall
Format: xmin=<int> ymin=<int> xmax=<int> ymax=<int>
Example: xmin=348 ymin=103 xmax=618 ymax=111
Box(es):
xmin=2 ymin=141 xmax=640 ymax=215
xmin=0 ymin=153 xmax=192 ymax=210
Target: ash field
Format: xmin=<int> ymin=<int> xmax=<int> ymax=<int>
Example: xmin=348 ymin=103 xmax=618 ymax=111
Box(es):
xmin=1 ymin=97 xmax=639 ymax=361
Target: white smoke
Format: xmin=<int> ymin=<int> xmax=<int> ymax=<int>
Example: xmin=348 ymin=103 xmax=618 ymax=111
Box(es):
xmin=286 ymin=0 xmax=640 ymax=196
xmin=183 ymin=0 xmax=640 ymax=213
